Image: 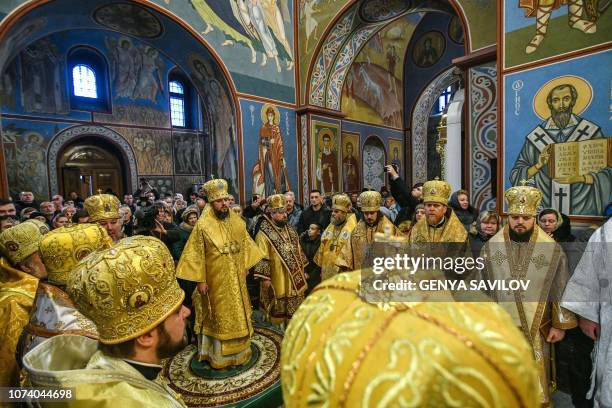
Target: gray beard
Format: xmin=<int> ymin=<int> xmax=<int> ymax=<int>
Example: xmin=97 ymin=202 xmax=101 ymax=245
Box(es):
xmin=551 ymin=109 xmax=572 ymax=129
xmin=331 ymin=216 xmax=345 ymax=226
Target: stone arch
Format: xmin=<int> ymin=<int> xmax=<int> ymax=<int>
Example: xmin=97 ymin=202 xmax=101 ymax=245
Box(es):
xmin=410 ymin=67 xmax=462 ymax=183
xmin=48 ymin=125 xmax=138 ymax=194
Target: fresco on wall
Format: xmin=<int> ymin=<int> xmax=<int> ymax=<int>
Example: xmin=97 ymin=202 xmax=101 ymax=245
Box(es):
xmin=188 ymin=54 xmax=239 ymax=196
xmin=413 ymin=31 xmax=445 ymax=68
xmin=362 ymin=136 xmax=386 ymax=192
xmin=94 ymin=105 xmax=170 ymax=128
xmin=503 ymin=0 xmax=611 ymax=69
xmin=1 ymin=119 xmax=71 ymax=199
xmin=144 ymin=177 xmax=174 ymax=196
xmin=448 ymin=15 xmax=464 ymax=45
xmin=154 ymin=0 xmax=295 ymax=102
xmin=173 ymin=132 xmax=203 ymax=175
xmin=453 ymin=0 xmax=495 ymax=51
xmin=93 ymin=3 xmax=163 ymax=38
xmin=388 ymin=138 xmax=403 ymax=174
xmin=20 ymin=37 xmax=69 ymax=114
xmin=240 ymin=99 xmax=297 ymax=199
xmin=469 ymin=62 xmax=497 ymax=211
xmin=311 ymin=120 xmax=340 ymax=195
xmin=174 ymin=175 xmax=204 ymax=197
xmin=341 ymin=14 xmax=420 ymax=129
xmin=503 ymin=51 xmax=611 ymax=217
xmin=113 ymin=127 xmax=172 ymax=175
xmin=341 ymin=131 xmax=360 ymax=192
xmin=105 ymin=36 xmax=165 ymax=102
xmin=0 ymin=59 xmax=17 ymax=109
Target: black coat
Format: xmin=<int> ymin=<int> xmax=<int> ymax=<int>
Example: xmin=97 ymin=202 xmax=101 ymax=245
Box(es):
xmin=297 ymin=205 xmax=331 ymax=234
xmin=300 ymin=231 xmax=322 ymax=294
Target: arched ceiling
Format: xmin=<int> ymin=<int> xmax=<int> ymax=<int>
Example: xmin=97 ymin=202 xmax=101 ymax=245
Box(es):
xmin=298 ymin=0 xmax=497 ymax=105
xmin=303 ymin=0 xmax=454 ymax=110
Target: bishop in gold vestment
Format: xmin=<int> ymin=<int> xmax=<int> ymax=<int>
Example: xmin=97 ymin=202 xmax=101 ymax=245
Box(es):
xmin=314 ymin=194 xmax=356 ymax=281
xmin=408 ymin=179 xmax=469 ymax=244
xmin=177 ymin=179 xmax=263 ymax=368
xmin=252 ymin=194 xmax=308 ymax=327
xmin=481 ymin=183 xmax=576 ymax=406
xmin=336 ymin=191 xmax=398 ymax=271
xmin=0 ymin=221 xmax=45 ymax=388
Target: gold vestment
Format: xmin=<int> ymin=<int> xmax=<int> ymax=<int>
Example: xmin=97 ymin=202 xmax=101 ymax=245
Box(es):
xmin=408 ymin=209 xmax=468 ymax=243
xmin=176 ymin=210 xmax=262 ymax=368
xmin=336 ymin=215 xmax=398 ymax=271
xmin=314 ymin=213 xmax=357 ymax=281
xmin=281 ymin=271 xmax=540 ymax=407
xmin=23 ymin=334 xmax=185 ymax=407
xmin=482 ymin=225 xmax=577 ymax=405
xmin=252 ymin=216 xmax=308 ymax=326
xmin=0 ymin=257 xmax=38 ymax=388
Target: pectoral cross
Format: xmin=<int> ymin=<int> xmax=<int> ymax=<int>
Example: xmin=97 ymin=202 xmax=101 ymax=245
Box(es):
xmin=97 ymin=189 xmax=103 ymax=195
xmin=554 ymin=188 xmax=567 ymax=213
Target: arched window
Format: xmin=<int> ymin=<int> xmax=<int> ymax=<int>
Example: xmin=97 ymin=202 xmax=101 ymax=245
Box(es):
xmin=68 ymin=48 xmax=110 ymax=112
xmin=435 ymin=86 xmax=453 ymax=114
xmin=169 ymin=79 xmax=185 ymax=127
xmin=72 ymin=64 xmax=98 ymax=98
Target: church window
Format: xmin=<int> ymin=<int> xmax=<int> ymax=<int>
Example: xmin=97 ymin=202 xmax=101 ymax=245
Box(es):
xmin=169 ymin=80 xmax=186 ymax=127
xmin=72 ymin=64 xmax=98 ymax=98
xmin=436 ymin=86 xmax=453 ymax=114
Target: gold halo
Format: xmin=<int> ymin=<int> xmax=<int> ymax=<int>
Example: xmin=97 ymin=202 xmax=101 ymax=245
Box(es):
xmin=533 ymin=75 xmax=592 ymax=120
xmin=261 ymin=103 xmax=280 ymax=125
xmin=318 ymin=128 xmax=336 ymax=149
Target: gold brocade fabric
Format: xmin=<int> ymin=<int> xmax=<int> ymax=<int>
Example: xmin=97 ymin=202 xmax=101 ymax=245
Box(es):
xmin=176 ymin=211 xmax=263 ymax=348
xmin=0 ymin=258 xmax=38 ymax=388
xmin=482 ymin=225 xmax=577 ymax=405
xmin=253 ymin=217 xmax=308 ymax=325
xmin=281 ymin=271 xmax=540 ymax=408
xmin=336 ymin=216 xmax=398 ymax=271
xmin=314 ymin=213 xmax=357 ymax=281
xmin=408 ymin=209 xmax=468 ymax=243
xmin=20 ymin=282 xmax=98 ymax=358
xmin=23 ymin=334 xmax=185 ymax=407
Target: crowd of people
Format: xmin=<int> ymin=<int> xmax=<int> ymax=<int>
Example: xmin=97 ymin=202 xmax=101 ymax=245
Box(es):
xmin=0 ymin=171 xmax=609 ymax=407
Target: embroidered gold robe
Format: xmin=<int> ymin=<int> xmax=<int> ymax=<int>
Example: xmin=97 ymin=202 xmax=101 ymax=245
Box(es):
xmin=176 ymin=210 xmax=263 ymax=368
xmin=314 ymin=213 xmax=357 ymax=281
xmin=0 ymin=257 xmax=38 ymax=388
xmin=408 ymin=209 xmax=468 ymax=243
xmin=336 ymin=215 xmax=398 ymax=271
xmin=253 ymin=216 xmax=308 ymax=326
xmin=23 ymin=334 xmax=185 ymax=407
xmin=482 ymin=225 xmax=577 ymax=405
xmin=19 ymin=282 xmax=98 ymax=358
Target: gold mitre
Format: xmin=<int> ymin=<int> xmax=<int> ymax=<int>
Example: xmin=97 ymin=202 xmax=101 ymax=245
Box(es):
xmin=84 ymin=194 xmax=120 ymax=222
xmin=24 ymin=218 xmax=50 ymax=235
xmin=359 ymin=191 xmax=382 ymax=212
xmin=40 ymin=224 xmax=112 ymax=286
xmin=422 ymin=178 xmax=451 ymax=205
xmin=331 ymin=194 xmax=351 ymax=212
xmin=67 ymin=236 xmax=184 ymax=344
xmin=267 ymin=194 xmax=286 ymax=211
xmin=0 ymin=221 xmax=44 ymax=265
xmin=203 ymin=178 xmax=229 ymax=202
xmin=505 ymin=181 xmax=542 ymax=216
xmin=281 ymin=271 xmax=540 ymax=407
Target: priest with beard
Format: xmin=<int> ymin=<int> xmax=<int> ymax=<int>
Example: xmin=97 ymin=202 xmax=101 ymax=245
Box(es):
xmin=252 ymin=194 xmax=308 ymax=328
xmin=408 ymin=178 xmax=469 ymax=244
xmin=23 ymin=236 xmax=189 ymax=406
xmin=336 ymin=191 xmax=398 ymax=271
xmin=480 ymin=181 xmax=577 ymax=406
xmin=176 ymin=179 xmax=262 ymax=369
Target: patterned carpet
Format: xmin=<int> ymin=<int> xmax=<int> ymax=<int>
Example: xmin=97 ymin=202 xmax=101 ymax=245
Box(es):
xmin=162 ymin=325 xmax=283 ymax=407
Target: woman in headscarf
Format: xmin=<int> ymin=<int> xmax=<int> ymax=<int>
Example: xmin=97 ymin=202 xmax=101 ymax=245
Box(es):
xmin=399 ymin=204 xmax=425 ymax=238
xmin=449 ymin=189 xmax=479 ymax=231
xmin=538 ymin=208 xmax=575 ymax=242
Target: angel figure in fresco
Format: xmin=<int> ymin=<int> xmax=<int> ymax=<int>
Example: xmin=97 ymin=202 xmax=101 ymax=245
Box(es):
xmin=105 ymin=37 xmax=138 ymax=98
xmin=520 ymin=0 xmax=599 ymax=54
xmin=252 ymin=104 xmax=290 ymax=196
xmin=133 ymin=46 xmax=165 ymax=102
